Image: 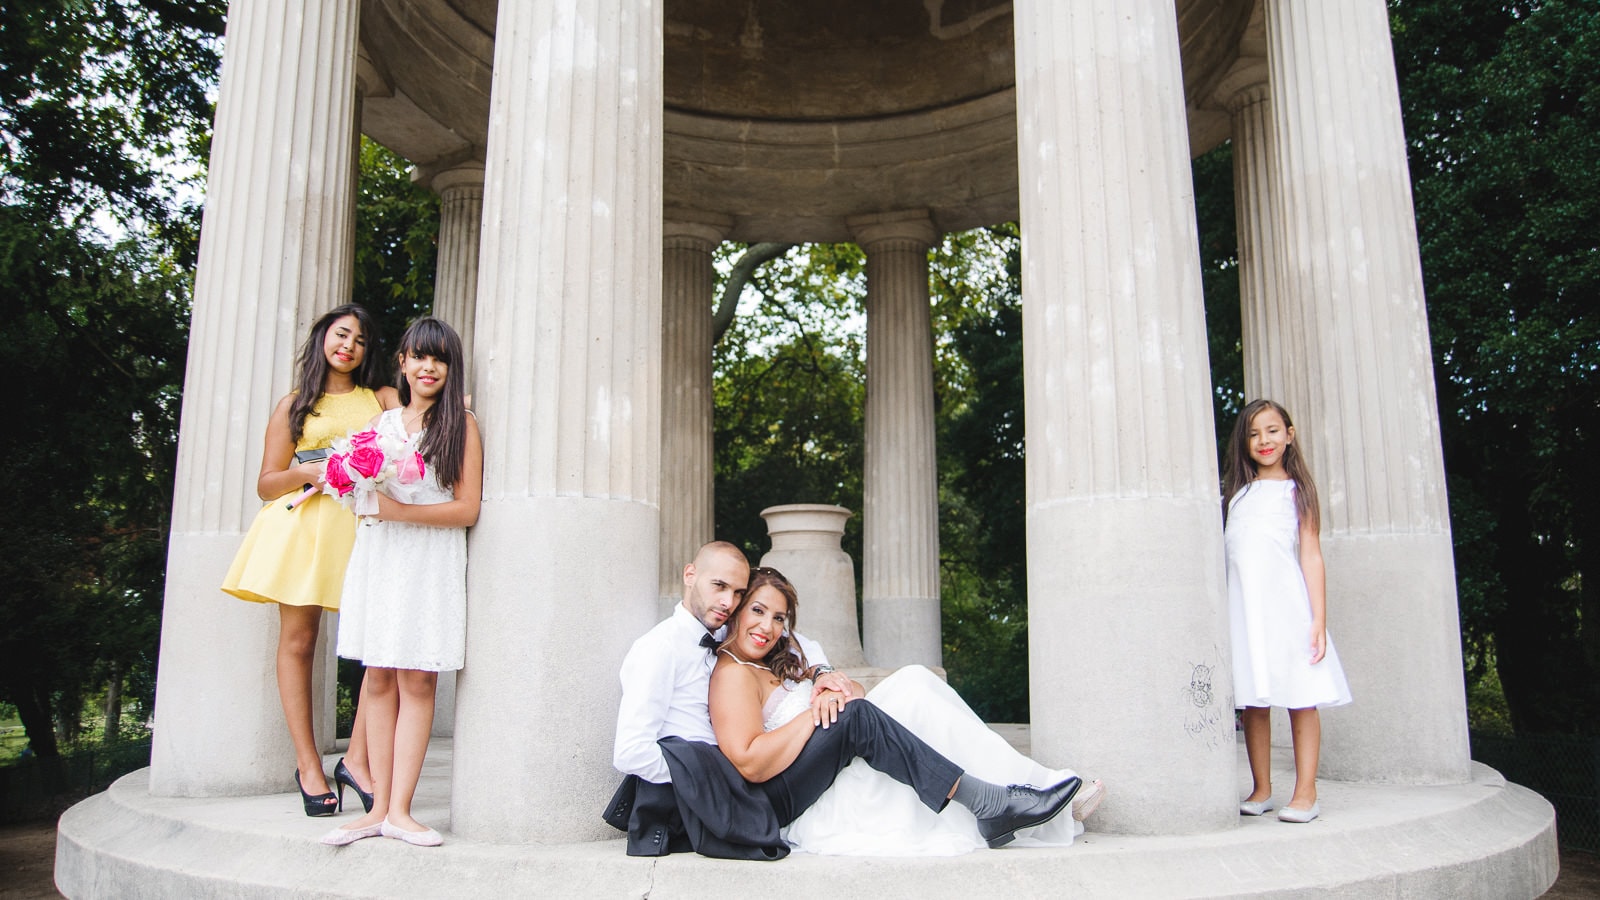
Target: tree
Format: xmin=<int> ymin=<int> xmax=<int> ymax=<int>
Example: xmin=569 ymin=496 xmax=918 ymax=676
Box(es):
xmin=1392 ymin=0 xmax=1600 ymax=733
xmin=0 ymin=0 xmax=224 ymax=776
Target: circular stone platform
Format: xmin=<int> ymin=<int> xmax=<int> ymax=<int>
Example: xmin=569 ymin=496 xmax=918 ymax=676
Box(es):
xmin=55 ymin=738 xmax=1556 ymax=899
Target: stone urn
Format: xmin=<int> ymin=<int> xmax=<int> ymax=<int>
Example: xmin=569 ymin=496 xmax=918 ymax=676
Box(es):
xmin=757 ymin=504 xmax=867 ymax=668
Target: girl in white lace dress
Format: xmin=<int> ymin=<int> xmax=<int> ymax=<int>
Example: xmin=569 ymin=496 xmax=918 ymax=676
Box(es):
xmin=1223 ymin=399 xmax=1351 ymax=825
xmin=709 ymin=568 xmax=1104 ymax=856
xmin=322 ymin=317 xmax=483 ymax=848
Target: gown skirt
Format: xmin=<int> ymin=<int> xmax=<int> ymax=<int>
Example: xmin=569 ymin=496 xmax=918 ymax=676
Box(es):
xmin=777 ymin=665 xmax=1082 ymax=856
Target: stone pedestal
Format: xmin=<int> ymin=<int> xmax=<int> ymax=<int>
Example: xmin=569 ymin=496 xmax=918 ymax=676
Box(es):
xmin=659 ymin=216 xmax=729 ymax=616
xmin=758 ymin=504 xmax=867 ymax=668
xmin=1264 ymin=0 xmax=1469 ymax=784
xmin=1014 ymin=0 xmax=1235 ymax=833
xmin=852 ymin=211 xmax=942 ymax=669
xmin=150 ymin=0 xmax=360 ymax=798
xmin=449 ymin=0 xmax=663 ymax=842
xmin=431 ymin=164 xmax=485 ymax=394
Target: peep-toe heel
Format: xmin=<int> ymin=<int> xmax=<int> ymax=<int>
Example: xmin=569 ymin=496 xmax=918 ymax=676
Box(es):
xmin=296 ymin=770 xmax=338 ymax=818
xmin=334 ymin=757 xmax=375 ymax=814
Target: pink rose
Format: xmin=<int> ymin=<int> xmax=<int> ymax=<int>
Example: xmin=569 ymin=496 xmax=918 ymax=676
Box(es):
xmin=323 ymin=453 xmax=356 ymax=497
xmin=349 ymin=429 xmax=381 ymax=452
xmin=394 ymin=450 xmax=426 ymax=485
xmin=346 ymin=444 xmax=386 ymax=480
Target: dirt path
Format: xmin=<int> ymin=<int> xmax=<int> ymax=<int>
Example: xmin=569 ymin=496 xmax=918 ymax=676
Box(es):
xmin=0 ymin=821 xmax=60 ymax=899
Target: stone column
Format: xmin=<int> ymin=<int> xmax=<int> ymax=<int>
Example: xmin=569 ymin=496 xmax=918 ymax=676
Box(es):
xmin=1264 ymin=0 xmax=1470 ymax=783
xmin=1215 ymin=61 xmax=1299 ymax=404
xmin=430 ymin=164 xmax=485 ymax=394
xmin=659 ymin=215 xmax=729 ymax=616
xmin=150 ymin=0 xmax=360 ymax=797
xmin=427 ymin=161 xmax=480 ymax=740
xmin=450 ymin=0 xmax=662 ymax=842
xmin=851 ymin=210 xmax=942 ymax=669
xmin=1013 ymin=0 xmax=1235 ymax=833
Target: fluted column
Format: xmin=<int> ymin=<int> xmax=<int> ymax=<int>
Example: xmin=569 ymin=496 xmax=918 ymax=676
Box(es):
xmin=150 ymin=0 xmax=360 ymax=797
xmin=1014 ymin=0 xmax=1235 ymax=833
xmin=658 ymin=216 xmax=728 ymax=615
xmin=451 ymin=0 xmax=662 ymax=842
xmin=851 ymin=211 xmax=942 ymax=669
xmin=430 ymin=164 xmax=485 ymax=394
xmin=1265 ymin=0 xmax=1469 ymax=783
xmin=1216 ymin=63 xmax=1299 ymax=404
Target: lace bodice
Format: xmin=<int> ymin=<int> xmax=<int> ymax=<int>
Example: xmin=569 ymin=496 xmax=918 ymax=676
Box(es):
xmin=761 ymin=679 xmax=815 ymax=732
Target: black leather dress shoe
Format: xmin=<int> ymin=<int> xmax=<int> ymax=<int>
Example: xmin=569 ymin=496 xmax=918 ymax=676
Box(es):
xmin=976 ymin=776 xmax=1083 ymax=848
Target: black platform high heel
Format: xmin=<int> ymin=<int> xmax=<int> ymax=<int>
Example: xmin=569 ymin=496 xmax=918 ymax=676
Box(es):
xmin=333 ymin=757 xmax=375 ymax=814
xmin=296 ymin=770 xmax=338 ymax=817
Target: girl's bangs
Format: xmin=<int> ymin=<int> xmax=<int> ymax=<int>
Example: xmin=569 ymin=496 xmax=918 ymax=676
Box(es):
xmin=401 ymin=321 xmax=455 ymax=364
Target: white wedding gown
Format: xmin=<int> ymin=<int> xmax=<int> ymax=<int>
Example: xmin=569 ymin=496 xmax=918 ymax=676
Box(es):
xmin=766 ymin=665 xmax=1082 ymax=856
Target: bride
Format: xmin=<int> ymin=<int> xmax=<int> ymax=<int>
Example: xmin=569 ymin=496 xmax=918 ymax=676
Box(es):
xmin=708 ymin=567 xmax=1104 ymax=856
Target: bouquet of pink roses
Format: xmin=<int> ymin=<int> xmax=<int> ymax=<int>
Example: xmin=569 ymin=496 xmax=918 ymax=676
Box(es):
xmin=321 ymin=427 xmax=426 ymax=517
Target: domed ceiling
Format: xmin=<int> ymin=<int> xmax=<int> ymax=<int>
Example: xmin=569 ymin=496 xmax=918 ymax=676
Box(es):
xmin=359 ymin=0 xmax=1256 ymax=241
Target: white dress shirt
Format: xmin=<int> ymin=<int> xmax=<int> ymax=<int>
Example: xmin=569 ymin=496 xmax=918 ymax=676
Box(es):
xmin=613 ymin=604 xmax=722 ymax=783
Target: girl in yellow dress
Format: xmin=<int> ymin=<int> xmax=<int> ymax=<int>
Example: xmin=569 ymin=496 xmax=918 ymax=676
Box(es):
xmin=222 ymin=304 xmax=399 ymax=815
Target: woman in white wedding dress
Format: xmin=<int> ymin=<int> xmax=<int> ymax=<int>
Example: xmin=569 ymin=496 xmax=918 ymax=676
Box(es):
xmin=708 ymin=567 xmax=1103 ymax=856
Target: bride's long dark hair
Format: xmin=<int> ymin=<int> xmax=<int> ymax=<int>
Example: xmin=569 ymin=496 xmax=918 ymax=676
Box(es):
xmin=723 ymin=566 xmax=810 ymax=684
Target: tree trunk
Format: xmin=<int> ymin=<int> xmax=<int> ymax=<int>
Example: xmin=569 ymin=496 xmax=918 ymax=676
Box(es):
xmin=103 ymin=660 xmax=123 ymax=744
xmin=11 ymin=685 xmax=66 ymax=794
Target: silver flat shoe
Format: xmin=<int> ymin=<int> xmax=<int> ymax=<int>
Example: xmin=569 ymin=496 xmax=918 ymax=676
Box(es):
xmin=381 ymin=819 xmax=444 ymax=847
xmin=1277 ymin=802 xmax=1320 ymax=823
xmin=1238 ymin=797 xmax=1274 ymax=816
xmin=319 ymin=822 xmax=383 ymax=846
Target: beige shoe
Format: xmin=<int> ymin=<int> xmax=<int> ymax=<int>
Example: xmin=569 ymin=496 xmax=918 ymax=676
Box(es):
xmin=1277 ymin=802 xmax=1319 ymax=823
xmin=1072 ymin=779 xmax=1106 ymax=821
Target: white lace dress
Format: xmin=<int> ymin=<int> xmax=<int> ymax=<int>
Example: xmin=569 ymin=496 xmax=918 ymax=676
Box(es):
xmin=1226 ymin=478 xmax=1352 ymax=709
xmin=336 ymin=409 xmax=467 ymax=671
xmin=765 ymin=665 xmax=1083 ymax=856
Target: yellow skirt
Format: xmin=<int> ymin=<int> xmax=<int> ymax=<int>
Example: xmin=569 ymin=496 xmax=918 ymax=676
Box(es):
xmin=221 ymin=492 xmax=358 ymax=610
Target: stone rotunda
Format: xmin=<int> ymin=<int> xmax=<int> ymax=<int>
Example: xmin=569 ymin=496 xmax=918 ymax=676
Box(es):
xmin=56 ymin=1 xmax=1556 ymax=897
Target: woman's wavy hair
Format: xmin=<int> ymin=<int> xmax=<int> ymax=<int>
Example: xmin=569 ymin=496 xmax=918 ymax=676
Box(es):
xmin=397 ymin=316 xmax=469 ymax=490
xmin=723 ymin=566 xmax=810 ymax=684
xmin=288 ymin=304 xmax=386 ymax=443
xmin=1222 ymin=398 xmax=1320 ymax=530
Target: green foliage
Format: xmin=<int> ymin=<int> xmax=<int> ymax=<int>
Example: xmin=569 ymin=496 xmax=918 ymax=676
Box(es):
xmin=712 ymin=243 xmax=867 ymax=563
xmin=0 ymin=1 xmax=221 ymax=776
xmin=352 ymin=138 xmax=440 ymax=368
xmin=0 ymin=0 xmax=224 ymax=227
xmin=1392 ymin=0 xmax=1600 ymax=733
xmin=0 ymin=206 xmax=191 ymax=771
xmin=1190 ymin=144 xmax=1245 ymax=443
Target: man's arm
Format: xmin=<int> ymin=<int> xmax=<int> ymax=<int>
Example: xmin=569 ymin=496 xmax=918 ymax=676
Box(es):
xmin=613 ymin=637 xmax=676 ymax=783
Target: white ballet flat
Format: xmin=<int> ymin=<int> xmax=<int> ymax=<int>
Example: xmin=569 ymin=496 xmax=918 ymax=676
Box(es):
xmin=1238 ymin=797 xmax=1275 ymax=816
xmin=381 ymin=819 xmax=443 ymax=846
xmin=319 ymin=822 xmax=383 ymax=846
xmin=1277 ymin=802 xmax=1320 ymax=823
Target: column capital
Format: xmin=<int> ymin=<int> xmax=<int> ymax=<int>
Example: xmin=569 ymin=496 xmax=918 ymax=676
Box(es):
xmin=663 ymin=207 xmax=732 ymax=249
xmin=848 ymin=209 xmax=937 ymax=250
xmin=429 ymin=162 xmax=486 ymax=197
xmin=355 ymin=47 xmax=392 ymax=99
xmin=1212 ymin=57 xmax=1270 ymax=113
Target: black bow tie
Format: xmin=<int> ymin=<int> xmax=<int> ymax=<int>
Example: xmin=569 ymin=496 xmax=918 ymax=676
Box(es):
xmin=699 ymin=632 xmax=718 ymax=651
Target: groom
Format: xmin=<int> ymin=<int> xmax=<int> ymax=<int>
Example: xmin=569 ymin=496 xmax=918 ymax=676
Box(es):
xmin=605 ymin=541 xmax=1080 ymax=859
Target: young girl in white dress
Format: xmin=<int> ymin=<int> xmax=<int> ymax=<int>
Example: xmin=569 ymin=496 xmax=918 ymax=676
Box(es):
xmin=710 ymin=568 xmax=1104 ymax=856
xmin=1223 ymin=399 xmax=1352 ymax=824
xmin=321 ymin=317 xmax=483 ymax=847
